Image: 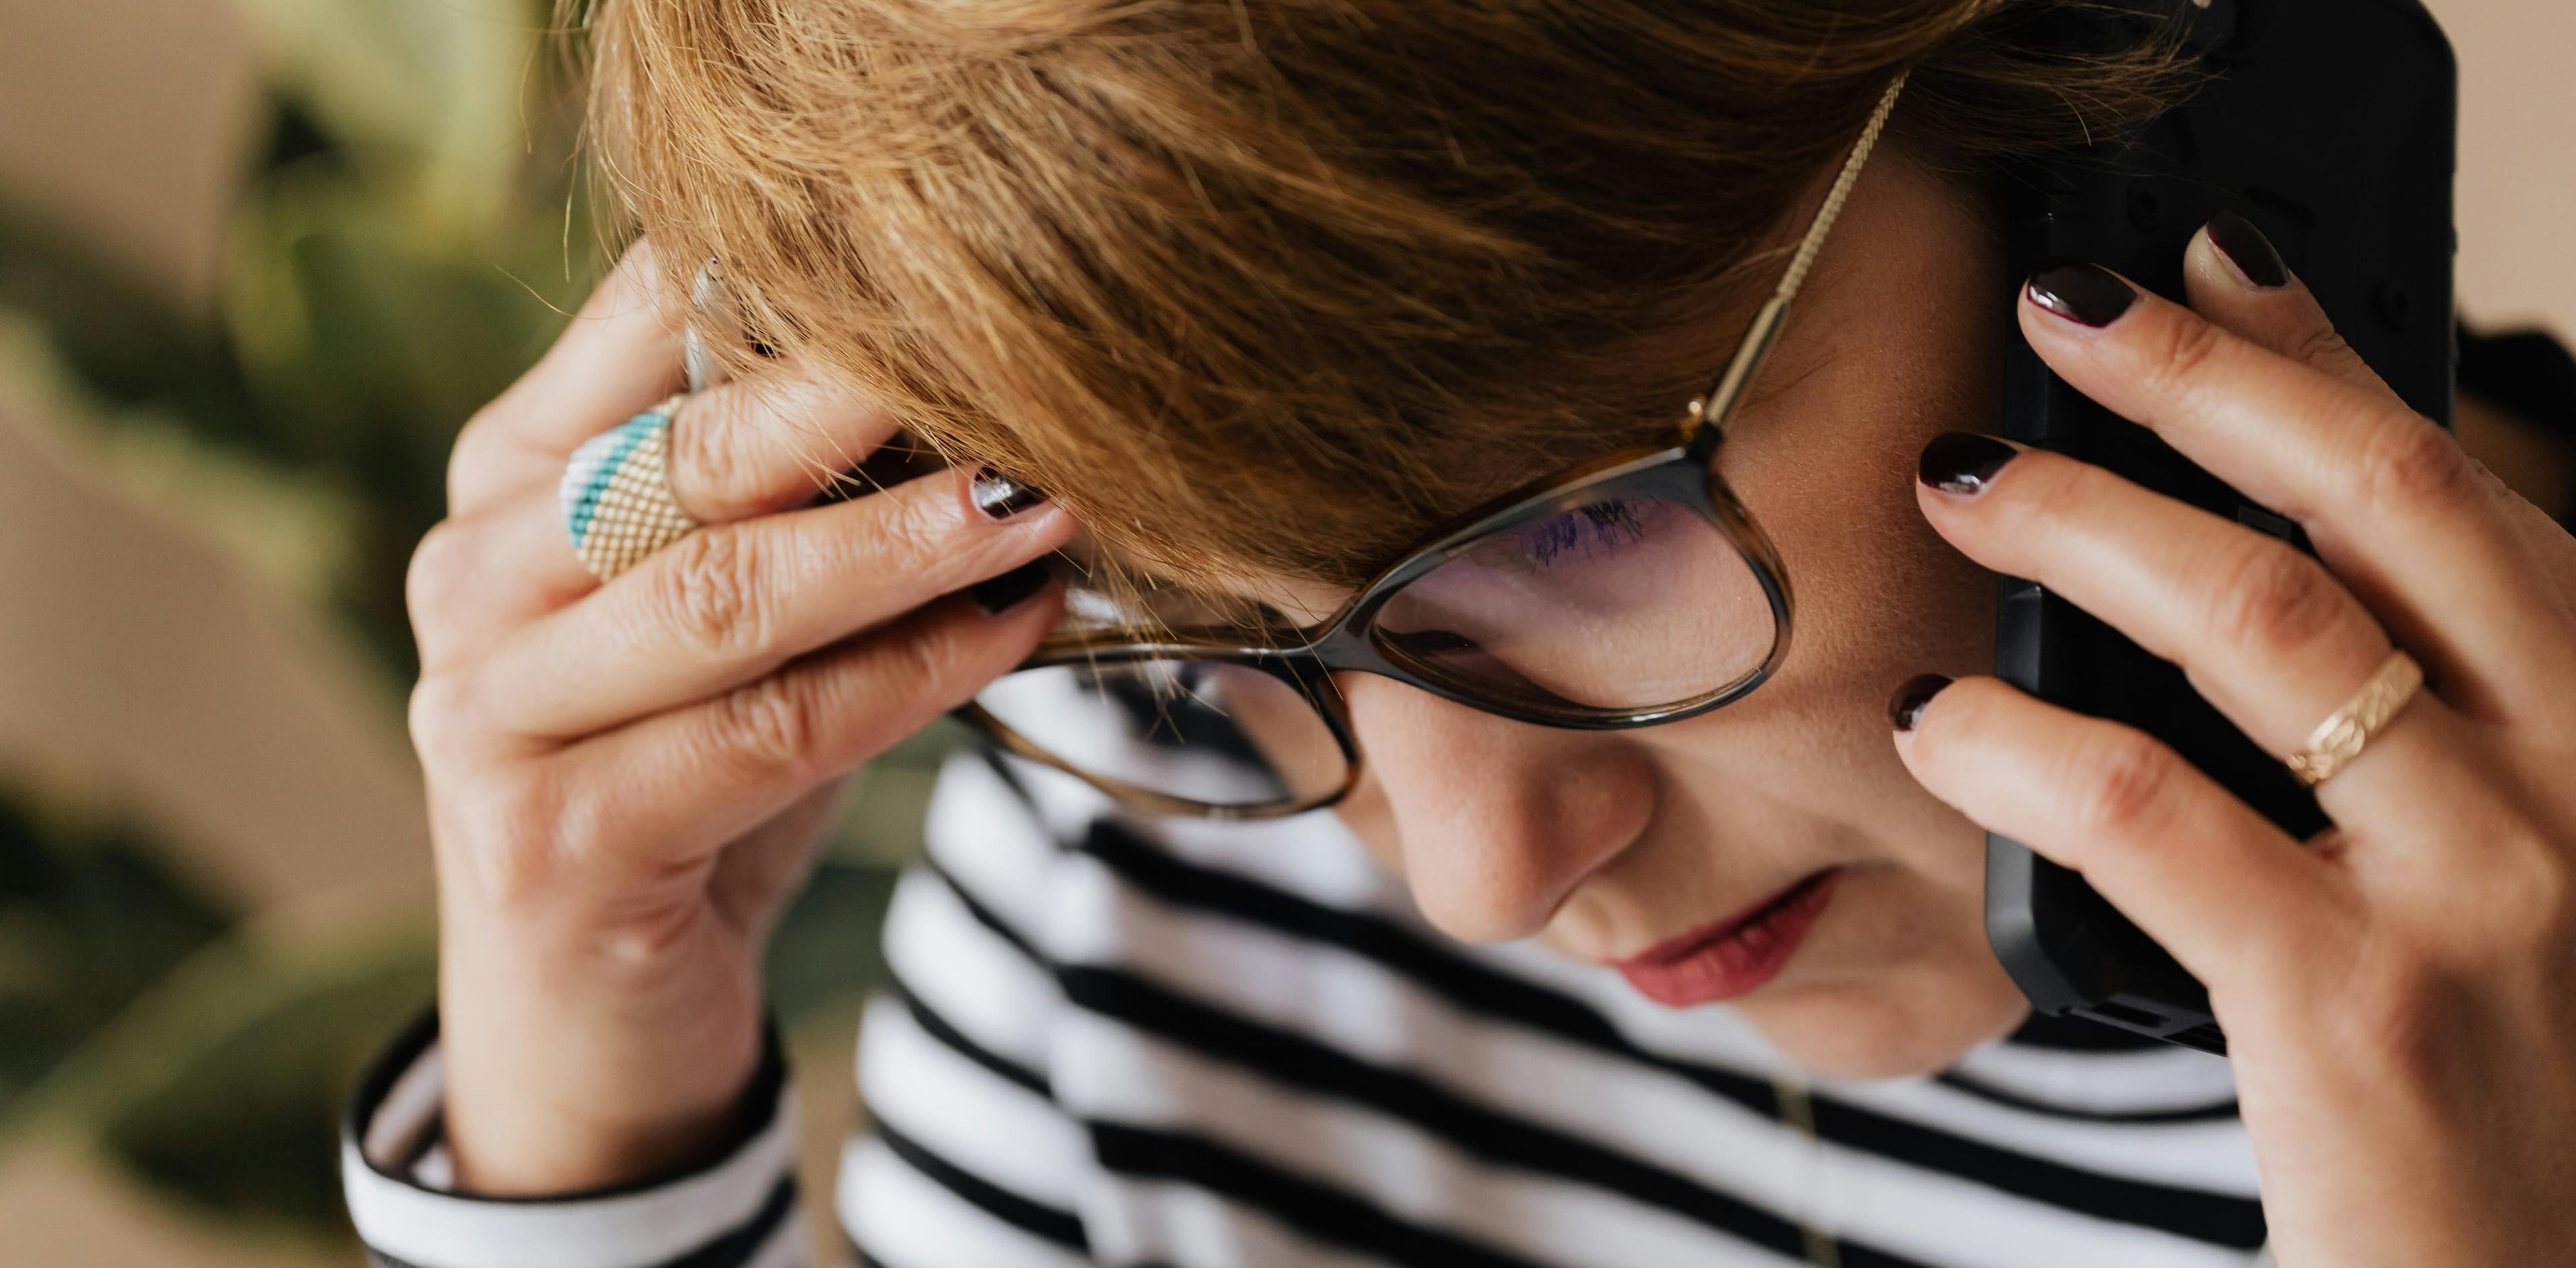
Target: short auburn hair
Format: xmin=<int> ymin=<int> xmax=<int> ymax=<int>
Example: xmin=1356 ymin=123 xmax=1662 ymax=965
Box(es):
xmin=571 ymin=0 xmax=2182 ymax=587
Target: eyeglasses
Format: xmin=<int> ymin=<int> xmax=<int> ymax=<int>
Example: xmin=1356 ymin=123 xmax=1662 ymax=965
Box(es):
xmin=959 ymin=72 xmax=1909 ymax=819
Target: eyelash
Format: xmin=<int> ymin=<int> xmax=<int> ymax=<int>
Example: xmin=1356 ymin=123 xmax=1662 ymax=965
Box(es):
xmin=1515 ymin=499 xmax=1649 ymax=566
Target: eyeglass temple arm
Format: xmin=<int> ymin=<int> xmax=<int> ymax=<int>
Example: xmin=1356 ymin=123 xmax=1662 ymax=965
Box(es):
xmin=1686 ymin=70 xmax=1911 ymax=465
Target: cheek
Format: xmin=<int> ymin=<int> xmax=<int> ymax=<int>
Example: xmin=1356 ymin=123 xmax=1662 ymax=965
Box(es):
xmin=1327 ymin=739 xmax=1406 ymax=881
xmin=1682 ymin=384 xmax=1996 ymax=857
xmin=1325 ymin=674 xmax=1660 ymax=945
xmin=1713 ymin=335 xmax=2029 ymax=1071
xmin=1709 ymin=322 xmax=2002 ymax=836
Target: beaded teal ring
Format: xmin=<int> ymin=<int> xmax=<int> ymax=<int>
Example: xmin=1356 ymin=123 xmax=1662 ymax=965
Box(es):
xmin=558 ymin=393 xmax=700 ymax=581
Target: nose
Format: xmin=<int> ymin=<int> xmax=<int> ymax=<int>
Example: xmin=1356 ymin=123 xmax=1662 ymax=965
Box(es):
xmin=1336 ymin=674 xmax=1657 ymax=943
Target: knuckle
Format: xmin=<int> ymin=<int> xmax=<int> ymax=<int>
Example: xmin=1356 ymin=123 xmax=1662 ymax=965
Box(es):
xmin=650 ymin=527 xmax=771 ymax=656
xmin=894 ymin=612 xmax=969 ymax=690
xmin=714 ymin=672 xmax=826 ymax=780
xmin=2066 ymin=731 xmax=2182 ymax=841
xmin=455 ymin=771 xmax=582 ymax=908
xmin=2483 ymin=832 xmax=2575 ymax=949
xmin=867 ymin=482 xmax=960 ymax=574
xmin=405 ymin=519 xmax=479 ymax=623
xmin=2138 ymin=311 xmax=2230 ymax=400
xmin=615 ymin=234 xmax=663 ymax=292
xmin=2289 ymin=322 xmax=2359 ymax=374
xmin=407 ymin=673 xmax=478 ymax=761
xmin=2351 ymin=417 xmax=2478 ymax=519
xmin=2339 ymin=943 xmax=2459 ymax=1090
xmin=445 ymin=411 xmax=498 ymax=494
xmin=2205 ymin=540 xmax=2351 ymax=662
xmin=667 ymin=393 xmax=745 ymax=512
xmin=2008 ymin=460 xmax=2104 ymax=541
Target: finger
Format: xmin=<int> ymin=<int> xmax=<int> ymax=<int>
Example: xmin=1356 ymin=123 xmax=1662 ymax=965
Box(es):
xmin=2496 ymin=472 xmax=2576 ymax=598
xmin=661 ymin=372 xmax=903 ymax=524
xmin=1917 ymin=437 xmax=2496 ymax=849
xmin=409 ymin=498 xmax=604 ymax=672
xmin=556 ymin=586 xmax=1063 ymax=871
xmin=2180 ymin=220 xmax=2576 ymax=638
xmin=1890 ymin=674 xmax=2357 ymax=988
xmin=422 ymin=372 xmax=908 ymax=668
xmin=471 ymin=467 xmax=1071 ymax=739
xmin=2180 ymin=212 xmax=2400 ymax=404
xmin=1915 ymin=437 xmax=2403 ymax=759
xmin=420 ymin=373 xmax=918 ymax=673
xmin=2019 ymin=262 xmax=2576 ymax=720
xmin=449 ymin=238 xmax=690 ymax=518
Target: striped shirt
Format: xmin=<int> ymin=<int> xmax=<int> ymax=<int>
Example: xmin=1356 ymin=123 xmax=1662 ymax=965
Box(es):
xmin=343 ymin=747 xmax=2271 ymax=1268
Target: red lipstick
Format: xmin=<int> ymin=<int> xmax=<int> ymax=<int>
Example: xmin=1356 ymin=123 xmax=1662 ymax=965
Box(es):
xmin=1613 ymin=867 xmax=1841 ymax=1007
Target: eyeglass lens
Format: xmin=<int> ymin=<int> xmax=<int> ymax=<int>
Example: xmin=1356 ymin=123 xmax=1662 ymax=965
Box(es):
xmin=1371 ymin=490 xmax=1774 ymax=712
xmin=971 ymin=488 xmax=1779 ymax=812
xmin=974 ymin=659 xmax=1352 ymax=811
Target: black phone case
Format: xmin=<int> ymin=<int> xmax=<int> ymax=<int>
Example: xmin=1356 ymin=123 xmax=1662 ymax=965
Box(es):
xmin=1986 ymin=0 xmax=2456 ymax=1053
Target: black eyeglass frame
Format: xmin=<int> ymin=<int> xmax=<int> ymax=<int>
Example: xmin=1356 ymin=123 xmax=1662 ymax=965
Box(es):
xmin=955 ymin=423 xmax=1792 ymax=818
xmin=953 ymin=70 xmax=1909 ymax=820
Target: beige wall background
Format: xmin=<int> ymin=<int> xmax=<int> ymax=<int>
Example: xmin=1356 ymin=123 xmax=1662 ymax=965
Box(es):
xmin=2448 ymin=1 xmax=2576 ymax=333
xmin=0 ymin=0 xmax=2566 ymax=1263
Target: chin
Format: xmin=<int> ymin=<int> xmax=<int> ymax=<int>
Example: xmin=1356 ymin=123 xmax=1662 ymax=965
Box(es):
xmin=1733 ymin=957 xmax=2031 ymax=1080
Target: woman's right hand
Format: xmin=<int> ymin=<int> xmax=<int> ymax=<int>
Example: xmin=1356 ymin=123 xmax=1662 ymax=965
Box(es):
xmin=406 ymin=239 xmax=1071 ymax=1194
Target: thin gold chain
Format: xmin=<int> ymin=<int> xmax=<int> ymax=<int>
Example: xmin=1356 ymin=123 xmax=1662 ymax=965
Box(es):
xmin=1770 ymin=1063 xmax=1843 ymax=1268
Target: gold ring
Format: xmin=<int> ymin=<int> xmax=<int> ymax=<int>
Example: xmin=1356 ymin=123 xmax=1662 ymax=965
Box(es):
xmin=2284 ymin=649 xmax=2425 ymax=788
xmin=559 ymin=393 xmax=701 ymax=582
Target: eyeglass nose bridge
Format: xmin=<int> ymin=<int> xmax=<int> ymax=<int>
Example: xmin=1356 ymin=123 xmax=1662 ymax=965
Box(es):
xmin=965 ymin=440 xmax=1796 ymax=819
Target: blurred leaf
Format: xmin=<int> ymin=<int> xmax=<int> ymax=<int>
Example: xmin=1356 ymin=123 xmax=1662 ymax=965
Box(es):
xmin=227 ymin=0 xmax=551 ymax=236
xmin=92 ymin=938 xmax=432 ymax=1236
xmin=0 ymin=785 xmax=234 ymax=1118
xmin=0 ymin=204 xmax=262 ymax=443
xmin=221 ymin=166 xmax=597 ymax=672
xmin=19 ymin=919 xmax=433 ymax=1242
xmin=0 ymin=309 xmax=366 ymax=607
xmin=224 ymin=167 xmax=576 ymax=495
xmin=0 ymin=0 xmax=959 ymax=1247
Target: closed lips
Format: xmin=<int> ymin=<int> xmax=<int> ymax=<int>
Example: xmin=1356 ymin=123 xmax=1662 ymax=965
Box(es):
xmin=1611 ymin=867 xmax=1843 ymax=1007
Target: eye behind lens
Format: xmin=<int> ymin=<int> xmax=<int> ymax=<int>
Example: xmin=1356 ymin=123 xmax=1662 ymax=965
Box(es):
xmin=1368 ymin=493 xmax=1780 ymax=715
xmin=971 ymin=660 xmax=1350 ymax=813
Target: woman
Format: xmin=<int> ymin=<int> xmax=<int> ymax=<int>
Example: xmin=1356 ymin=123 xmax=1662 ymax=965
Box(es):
xmin=342 ymin=1 xmax=2576 ymax=1265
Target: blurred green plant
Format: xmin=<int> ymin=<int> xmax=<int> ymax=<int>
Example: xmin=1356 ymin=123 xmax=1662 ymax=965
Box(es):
xmin=0 ymin=788 xmax=233 ymax=1118
xmin=0 ymin=0 xmax=953 ymax=1249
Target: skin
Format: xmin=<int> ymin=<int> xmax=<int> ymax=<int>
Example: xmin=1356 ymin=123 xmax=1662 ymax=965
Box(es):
xmin=1305 ymin=149 xmax=2027 ymax=1080
xmin=411 ymin=140 xmax=2576 ymax=1263
xmin=1907 ymin=248 xmax=2576 ymax=1267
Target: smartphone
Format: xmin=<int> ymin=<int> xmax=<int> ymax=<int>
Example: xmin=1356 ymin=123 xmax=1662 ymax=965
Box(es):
xmin=1984 ymin=0 xmax=2457 ymax=1053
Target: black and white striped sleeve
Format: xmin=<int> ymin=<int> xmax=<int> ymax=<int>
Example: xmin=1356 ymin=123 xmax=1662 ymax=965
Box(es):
xmin=840 ymin=753 xmax=1104 ymax=1268
xmin=339 ymin=1011 xmax=806 ymax=1268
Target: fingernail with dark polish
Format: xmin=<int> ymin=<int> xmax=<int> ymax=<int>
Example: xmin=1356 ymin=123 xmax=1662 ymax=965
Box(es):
xmin=971 ymin=560 xmax=1051 ymax=615
xmin=1888 ymin=674 xmax=1952 ymax=733
xmin=1918 ymin=432 xmax=2021 ymax=495
xmin=2027 ymin=260 xmax=2137 ymax=327
xmin=970 ymin=466 xmax=1048 ymax=520
xmin=2205 ymin=210 xmax=2289 ymax=289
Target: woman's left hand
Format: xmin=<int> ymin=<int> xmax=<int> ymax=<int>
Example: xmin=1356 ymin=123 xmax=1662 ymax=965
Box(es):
xmin=1893 ymin=217 xmax=2576 ymax=1268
